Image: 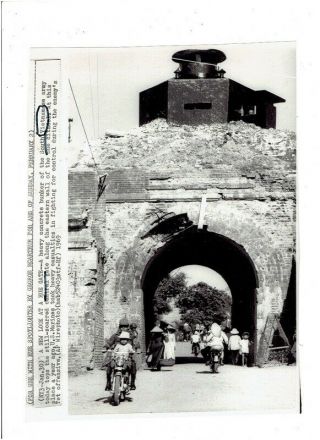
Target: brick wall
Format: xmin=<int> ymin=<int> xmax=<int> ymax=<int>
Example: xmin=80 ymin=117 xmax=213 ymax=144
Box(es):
xmin=69 ymin=120 xmax=295 ymax=374
xmin=68 ymin=170 xmax=103 ymax=374
xmin=68 ymin=248 xmax=97 ymax=375
xmin=99 ymin=196 xmax=294 ymax=354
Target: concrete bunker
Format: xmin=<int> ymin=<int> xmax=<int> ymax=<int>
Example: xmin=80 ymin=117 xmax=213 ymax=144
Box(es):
xmin=141 ymin=226 xmax=259 ymax=361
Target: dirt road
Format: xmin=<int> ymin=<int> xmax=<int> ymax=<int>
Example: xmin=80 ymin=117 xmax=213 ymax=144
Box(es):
xmin=69 ymin=358 xmax=299 ymax=415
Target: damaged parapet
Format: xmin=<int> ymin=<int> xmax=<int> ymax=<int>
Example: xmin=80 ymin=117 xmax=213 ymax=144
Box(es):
xmin=139 ymin=48 xmax=285 ymax=128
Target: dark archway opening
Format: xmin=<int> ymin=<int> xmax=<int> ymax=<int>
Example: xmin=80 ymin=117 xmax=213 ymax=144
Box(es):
xmin=141 ymin=226 xmax=259 ymax=361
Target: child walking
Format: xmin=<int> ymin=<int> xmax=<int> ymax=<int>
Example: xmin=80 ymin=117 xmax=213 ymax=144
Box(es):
xmin=240 ymin=332 xmax=250 ymax=366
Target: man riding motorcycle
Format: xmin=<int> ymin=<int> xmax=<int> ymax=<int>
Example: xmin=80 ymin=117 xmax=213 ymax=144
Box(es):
xmin=103 ymin=317 xmax=139 ymax=390
xmin=201 ymin=322 xmax=226 ymax=365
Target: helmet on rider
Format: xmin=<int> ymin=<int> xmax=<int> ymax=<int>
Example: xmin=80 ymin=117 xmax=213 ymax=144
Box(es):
xmin=119 ymin=317 xmax=129 ymax=328
xmin=130 ymin=322 xmax=137 ymax=329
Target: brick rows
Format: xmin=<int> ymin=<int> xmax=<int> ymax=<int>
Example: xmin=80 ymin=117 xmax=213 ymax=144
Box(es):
xmin=68 ymin=171 xmax=295 ymax=374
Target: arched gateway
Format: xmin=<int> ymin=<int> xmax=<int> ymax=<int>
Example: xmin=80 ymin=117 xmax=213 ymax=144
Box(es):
xmin=141 ymin=226 xmax=259 ymax=360
xmin=68 ymin=121 xmax=295 ymax=374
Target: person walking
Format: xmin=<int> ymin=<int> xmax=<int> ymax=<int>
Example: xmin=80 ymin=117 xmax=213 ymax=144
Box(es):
xmin=239 ymin=332 xmax=250 ymax=366
xmin=220 ymin=329 xmax=229 ymax=365
xmin=183 ymin=322 xmax=191 ymax=341
xmin=191 ymin=330 xmax=201 ymax=355
xmin=163 ymin=324 xmax=176 ymax=362
xmin=228 ymin=328 xmax=241 ymax=365
xmin=147 ymin=326 xmax=165 ymax=371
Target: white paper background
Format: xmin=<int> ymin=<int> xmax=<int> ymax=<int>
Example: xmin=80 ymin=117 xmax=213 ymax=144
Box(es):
xmin=2 ymin=0 xmax=319 ymax=438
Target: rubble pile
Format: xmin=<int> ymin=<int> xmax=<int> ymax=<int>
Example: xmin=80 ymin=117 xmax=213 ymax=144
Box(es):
xmin=71 ymin=119 xmax=296 ymax=174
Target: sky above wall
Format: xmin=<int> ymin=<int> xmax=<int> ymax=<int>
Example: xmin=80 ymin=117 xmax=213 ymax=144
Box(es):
xmin=32 ymin=42 xmax=295 ymax=158
xmin=171 ymin=265 xmax=231 ymax=294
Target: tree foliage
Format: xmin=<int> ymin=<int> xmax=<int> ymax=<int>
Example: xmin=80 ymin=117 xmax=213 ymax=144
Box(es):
xmin=176 ymin=282 xmax=231 ymax=326
xmin=153 ymin=274 xmax=232 ymax=327
xmin=152 ymin=272 xmax=187 ymax=315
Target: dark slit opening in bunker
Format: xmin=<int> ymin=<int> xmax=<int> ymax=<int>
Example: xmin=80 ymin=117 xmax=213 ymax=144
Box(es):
xmin=184 ymin=102 xmax=212 ymax=110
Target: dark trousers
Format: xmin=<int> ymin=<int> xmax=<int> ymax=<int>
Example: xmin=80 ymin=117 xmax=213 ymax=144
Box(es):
xmin=106 ymin=360 xmax=136 ymax=386
xmin=131 ymin=360 xmax=137 ymax=384
xmin=192 ymin=342 xmax=200 ymax=353
xmin=201 ymin=346 xmax=211 ymax=362
xmin=184 ymin=331 xmax=191 ymax=341
xmin=231 ymin=350 xmax=239 ymax=365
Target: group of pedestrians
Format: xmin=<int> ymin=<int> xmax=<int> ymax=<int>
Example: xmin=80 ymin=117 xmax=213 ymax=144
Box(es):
xmin=228 ymin=329 xmax=251 ymax=366
xmin=190 ymin=322 xmax=252 ymax=366
xmin=102 ymin=316 xmax=252 ymax=393
xmin=146 ymin=319 xmax=252 ymax=369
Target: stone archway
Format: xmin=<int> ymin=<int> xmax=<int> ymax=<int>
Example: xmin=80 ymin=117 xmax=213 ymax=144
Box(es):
xmin=141 ymin=226 xmax=259 ymax=362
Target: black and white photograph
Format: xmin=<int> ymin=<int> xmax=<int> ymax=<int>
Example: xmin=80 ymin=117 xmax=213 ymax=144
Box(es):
xmin=4 ymin=0 xmax=320 ymax=438
xmin=62 ymin=42 xmax=298 ymax=414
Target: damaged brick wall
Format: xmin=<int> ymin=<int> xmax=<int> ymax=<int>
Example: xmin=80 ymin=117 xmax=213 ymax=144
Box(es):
xmin=68 ymin=247 xmax=97 ymax=374
xmin=69 ymin=120 xmax=296 ymax=373
xmin=99 ymin=196 xmax=294 ymax=358
xmin=68 ymin=171 xmax=104 ymax=374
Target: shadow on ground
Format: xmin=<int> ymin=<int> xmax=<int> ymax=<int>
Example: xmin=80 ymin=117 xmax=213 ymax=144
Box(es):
xmin=175 ymin=356 xmax=204 ymax=364
xmin=143 ymin=368 xmax=173 ymax=372
xmin=95 ymin=395 xmax=133 ymax=405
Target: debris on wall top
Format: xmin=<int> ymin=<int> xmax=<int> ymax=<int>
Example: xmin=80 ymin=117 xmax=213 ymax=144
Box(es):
xmin=72 ymin=119 xmax=296 ymax=177
xmin=71 ymin=119 xmax=295 ymax=175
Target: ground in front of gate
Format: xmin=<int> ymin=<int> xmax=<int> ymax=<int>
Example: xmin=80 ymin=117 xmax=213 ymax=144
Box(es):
xmin=69 ymin=343 xmax=299 ymax=415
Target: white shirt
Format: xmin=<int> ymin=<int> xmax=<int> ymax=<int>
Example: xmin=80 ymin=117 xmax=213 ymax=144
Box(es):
xmin=191 ymin=334 xmax=200 ymax=343
xmin=206 ymin=332 xmax=223 ymax=349
xmin=114 ymin=343 xmax=135 ymax=354
xmin=228 ymin=334 xmax=241 ymax=350
xmin=240 ymin=339 xmax=250 ymax=354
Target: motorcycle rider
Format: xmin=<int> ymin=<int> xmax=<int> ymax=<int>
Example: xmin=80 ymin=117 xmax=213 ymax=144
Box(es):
xmin=114 ymin=331 xmax=135 ymax=354
xmin=201 ymin=319 xmax=224 ymax=364
xmin=103 ymin=317 xmax=138 ymax=391
xmin=207 ymin=322 xmax=225 ymax=369
xmin=130 ymin=323 xmax=140 ymax=351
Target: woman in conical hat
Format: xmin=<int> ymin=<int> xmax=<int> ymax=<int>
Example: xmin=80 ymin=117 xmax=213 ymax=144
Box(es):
xmin=147 ymin=326 xmax=165 ymax=370
xmin=150 ymin=326 xmax=163 ymax=333
xmin=167 ymin=324 xmax=176 ymax=331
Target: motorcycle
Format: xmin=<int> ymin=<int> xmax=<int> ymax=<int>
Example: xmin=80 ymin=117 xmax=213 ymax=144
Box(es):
xmin=110 ymin=352 xmax=131 ymax=406
xmin=209 ymin=348 xmax=222 ymax=373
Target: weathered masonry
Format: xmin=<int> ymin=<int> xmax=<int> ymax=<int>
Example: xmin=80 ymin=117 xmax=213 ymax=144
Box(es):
xmin=68 ymin=118 xmax=296 ymax=374
xmin=68 ymin=48 xmax=294 ymax=374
